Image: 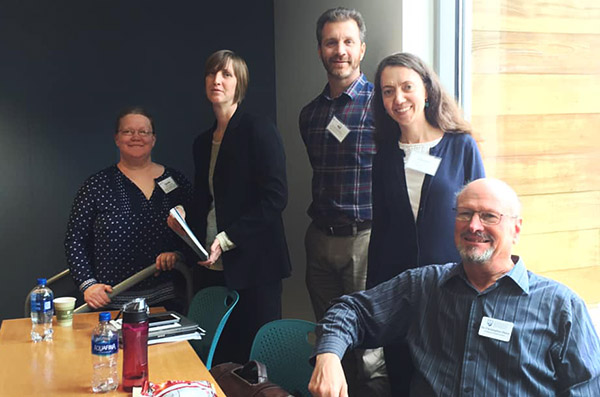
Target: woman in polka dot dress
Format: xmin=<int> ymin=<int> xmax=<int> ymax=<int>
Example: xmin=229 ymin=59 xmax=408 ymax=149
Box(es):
xmin=65 ymin=107 xmax=192 ymax=310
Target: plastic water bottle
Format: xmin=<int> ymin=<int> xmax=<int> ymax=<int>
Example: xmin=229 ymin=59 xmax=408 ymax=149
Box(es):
xmin=91 ymin=312 xmax=119 ymax=393
xmin=30 ymin=278 xmax=54 ymax=342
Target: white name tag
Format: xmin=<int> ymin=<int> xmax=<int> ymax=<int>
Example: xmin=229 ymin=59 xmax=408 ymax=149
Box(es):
xmin=326 ymin=116 xmax=350 ymax=142
xmin=478 ymin=316 xmax=514 ymax=342
xmin=405 ymin=151 xmax=441 ymax=176
xmin=158 ymin=177 xmax=178 ymax=194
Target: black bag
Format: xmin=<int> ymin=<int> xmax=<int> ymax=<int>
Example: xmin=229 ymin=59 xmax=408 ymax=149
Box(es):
xmin=210 ymin=360 xmax=292 ymax=397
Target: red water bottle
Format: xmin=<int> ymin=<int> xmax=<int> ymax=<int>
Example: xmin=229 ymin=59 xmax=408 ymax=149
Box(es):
xmin=121 ymin=298 xmax=149 ymax=392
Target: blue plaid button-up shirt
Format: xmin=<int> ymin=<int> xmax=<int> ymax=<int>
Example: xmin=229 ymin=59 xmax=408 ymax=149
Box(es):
xmin=299 ymin=73 xmax=375 ymax=223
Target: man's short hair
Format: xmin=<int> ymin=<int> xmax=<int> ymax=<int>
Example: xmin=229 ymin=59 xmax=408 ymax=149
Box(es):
xmin=316 ymin=7 xmax=366 ymax=46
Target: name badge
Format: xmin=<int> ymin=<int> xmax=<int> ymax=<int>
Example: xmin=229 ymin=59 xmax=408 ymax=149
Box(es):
xmin=478 ymin=316 xmax=514 ymax=342
xmin=158 ymin=177 xmax=178 ymax=194
xmin=405 ymin=151 xmax=441 ymax=176
xmin=326 ymin=116 xmax=350 ymax=142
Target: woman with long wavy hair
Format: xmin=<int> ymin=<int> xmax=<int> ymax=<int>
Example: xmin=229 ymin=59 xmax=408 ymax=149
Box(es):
xmin=367 ymin=52 xmax=485 ymax=396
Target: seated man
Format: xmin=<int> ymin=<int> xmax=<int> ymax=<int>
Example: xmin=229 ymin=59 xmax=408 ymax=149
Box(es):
xmin=309 ymin=178 xmax=600 ymax=396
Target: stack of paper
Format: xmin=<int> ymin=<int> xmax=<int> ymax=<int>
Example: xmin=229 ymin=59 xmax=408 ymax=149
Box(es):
xmin=169 ymin=207 xmax=209 ymax=261
xmin=111 ymin=311 xmax=205 ymax=345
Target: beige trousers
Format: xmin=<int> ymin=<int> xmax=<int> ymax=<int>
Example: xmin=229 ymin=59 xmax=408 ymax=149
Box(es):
xmin=305 ymin=222 xmax=390 ymax=396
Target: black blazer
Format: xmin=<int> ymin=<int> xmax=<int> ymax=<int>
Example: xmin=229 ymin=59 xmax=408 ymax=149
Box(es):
xmin=189 ymin=109 xmax=291 ymax=290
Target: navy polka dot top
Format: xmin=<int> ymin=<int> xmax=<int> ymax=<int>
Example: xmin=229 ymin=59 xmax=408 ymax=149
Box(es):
xmin=65 ymin=164 xmax=192 ymax=298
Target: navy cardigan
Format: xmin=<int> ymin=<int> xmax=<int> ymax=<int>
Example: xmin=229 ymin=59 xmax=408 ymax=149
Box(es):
xmin=367 ymin=133 xmax=485 ymax=288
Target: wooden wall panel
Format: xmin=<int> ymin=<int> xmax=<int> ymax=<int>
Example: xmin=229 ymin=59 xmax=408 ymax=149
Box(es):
xmin=472 ymin=31 xmax=600 ymax=75
xmin=519 ymin=230 xmax=599 ymax=272
xmin=538 ymin=267 xmax=600 ymax=304
xmin=519 ymin=191 xmax=600 ymax=235
xmin=473 ymin=0 xmax=600 ymax=34
xmin=483 ymin=153 xmax=600 ymax=195
xmin=471 ymin=114 xmax=600 ymax=157
xmin=471 ymin=74 xmax=600 ymax=116
xmin=473 ymin=0 xmax=600 ymax=304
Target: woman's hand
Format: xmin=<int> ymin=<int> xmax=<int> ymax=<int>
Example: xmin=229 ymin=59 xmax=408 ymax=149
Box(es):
xmin=155 ymin=252 xmax=181 ymax=272
xmin=309 ymin=353 xmax=348 ymax=397
xmin=167 ymin=205 xmax=186 ymax=236
xmin=84 ymin=284 xmax=113 ymax=309
xmin=198 ymin=238 xmax=222 ymax=268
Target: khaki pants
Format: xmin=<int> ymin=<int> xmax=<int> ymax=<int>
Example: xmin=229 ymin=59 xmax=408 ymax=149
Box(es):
xmin=305 ymin=222 xmax=390 ymax=396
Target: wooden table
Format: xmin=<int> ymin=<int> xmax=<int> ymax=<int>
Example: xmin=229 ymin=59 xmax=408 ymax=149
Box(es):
xmin=0 ymin=311 xmax=225 ymax=396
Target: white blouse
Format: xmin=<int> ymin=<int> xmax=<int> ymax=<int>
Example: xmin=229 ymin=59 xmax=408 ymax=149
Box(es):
xmin=398 ymin=136 xmax=443 ymax=221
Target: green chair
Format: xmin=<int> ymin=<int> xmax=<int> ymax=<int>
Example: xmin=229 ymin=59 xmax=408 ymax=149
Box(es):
xmin=187 ymin=286 xmax=239 ymax=370
xmin=249 ymin=319 xmax=317 ymax=397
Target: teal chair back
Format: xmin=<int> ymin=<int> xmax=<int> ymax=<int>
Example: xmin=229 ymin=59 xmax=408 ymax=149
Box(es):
xmin=249 ymin=319 xmax=317 ymax=397
xmin=187 ymin=286 xmax=239 ymax=370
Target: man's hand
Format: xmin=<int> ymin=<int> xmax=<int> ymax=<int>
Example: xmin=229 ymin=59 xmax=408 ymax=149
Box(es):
xmin=167 ymin=205 xmax=186 ymax=236
xmin=84 ymin=283 xmax=113 ymax=309
xmin=308 ymin=353 xmax=348 ymax=397
xmin=198 ymin=238 xmax=222 ymax=268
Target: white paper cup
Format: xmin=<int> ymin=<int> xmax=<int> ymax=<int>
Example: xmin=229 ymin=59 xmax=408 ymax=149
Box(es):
xmin=54 ymin=297 xmax=77 ymax=326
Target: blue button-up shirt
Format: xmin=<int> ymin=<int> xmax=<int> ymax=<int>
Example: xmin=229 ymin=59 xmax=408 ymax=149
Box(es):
xmin=299 ymin=73 xmax=375 ymax=222
xmin=313 ymin=257 xmax=600 ymax=396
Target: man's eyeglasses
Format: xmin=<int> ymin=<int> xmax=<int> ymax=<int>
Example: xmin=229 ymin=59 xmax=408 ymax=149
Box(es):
xmin=454 ymin=208 xmax=516 ymax=225
xmin=119 ymin=130 xmax=154 ymax=137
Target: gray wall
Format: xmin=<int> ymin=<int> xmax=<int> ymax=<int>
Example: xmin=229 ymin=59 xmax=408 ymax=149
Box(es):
xmin=274 ymin=0 xmax=406 ymax=320
xmin=0 ymin=0 xmax=437 ymax=322
xmin=0 ymin=0 xmax=276 ymax=320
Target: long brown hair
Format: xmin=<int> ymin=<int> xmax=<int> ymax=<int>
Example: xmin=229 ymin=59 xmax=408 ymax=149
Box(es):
xmin=373 ymin=52 xmax=470 ymax=146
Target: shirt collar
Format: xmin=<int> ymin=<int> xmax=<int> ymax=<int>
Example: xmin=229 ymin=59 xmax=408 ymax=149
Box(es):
xmin=440 ymin=263 xmax=465 ymax=286
xmin=502 ymin=255 xmax=529 ymax=293
xmin=440 ymin=256 xmax=529 ymax=294
xmin=321 ymin=73 xmax=367 ymax=101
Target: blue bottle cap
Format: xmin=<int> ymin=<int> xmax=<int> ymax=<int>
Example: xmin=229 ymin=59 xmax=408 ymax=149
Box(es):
xmin=37 ymin=278 xmax=47 ymax=286
xmin=99 ymin=312 xmax=111 ymax=322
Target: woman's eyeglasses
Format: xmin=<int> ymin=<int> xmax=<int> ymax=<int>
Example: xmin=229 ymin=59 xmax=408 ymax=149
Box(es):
xmin=118 ymin=130 xmax=153 ymax=137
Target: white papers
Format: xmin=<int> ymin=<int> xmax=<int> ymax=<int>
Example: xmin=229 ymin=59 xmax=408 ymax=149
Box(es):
xmin=170 ymin=207 xmax=209 ymax=261
xmin=148 ymin=331 xmax=203 ymax=345
xmin=151 ymin=322 xmax=183 ymax=332
xmin=110 ymin=318 xmax=188 ymax=332
xmin=111 ymin=317 xmax=206 ymax=346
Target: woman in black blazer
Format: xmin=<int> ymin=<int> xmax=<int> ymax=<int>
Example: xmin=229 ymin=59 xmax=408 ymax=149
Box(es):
xmin=170 ymin=50 xmax=291 ymax=364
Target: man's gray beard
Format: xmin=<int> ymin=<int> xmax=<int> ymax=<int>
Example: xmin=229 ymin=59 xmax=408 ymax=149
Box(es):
xmin=459 ymin=246 xmax=494 ymax=265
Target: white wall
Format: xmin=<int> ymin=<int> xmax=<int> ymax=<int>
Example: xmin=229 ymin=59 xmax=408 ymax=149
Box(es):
xmin=274 ymin=0 xmax=435 ymax=320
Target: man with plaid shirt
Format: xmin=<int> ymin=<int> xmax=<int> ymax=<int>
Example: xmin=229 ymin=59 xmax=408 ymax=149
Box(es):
xmin=299 ymin=7 xmax=388 ymax=396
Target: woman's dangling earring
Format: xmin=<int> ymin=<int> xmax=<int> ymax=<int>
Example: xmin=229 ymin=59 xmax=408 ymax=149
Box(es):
xmin=425 ymin=99 xmax=430 ymax=108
